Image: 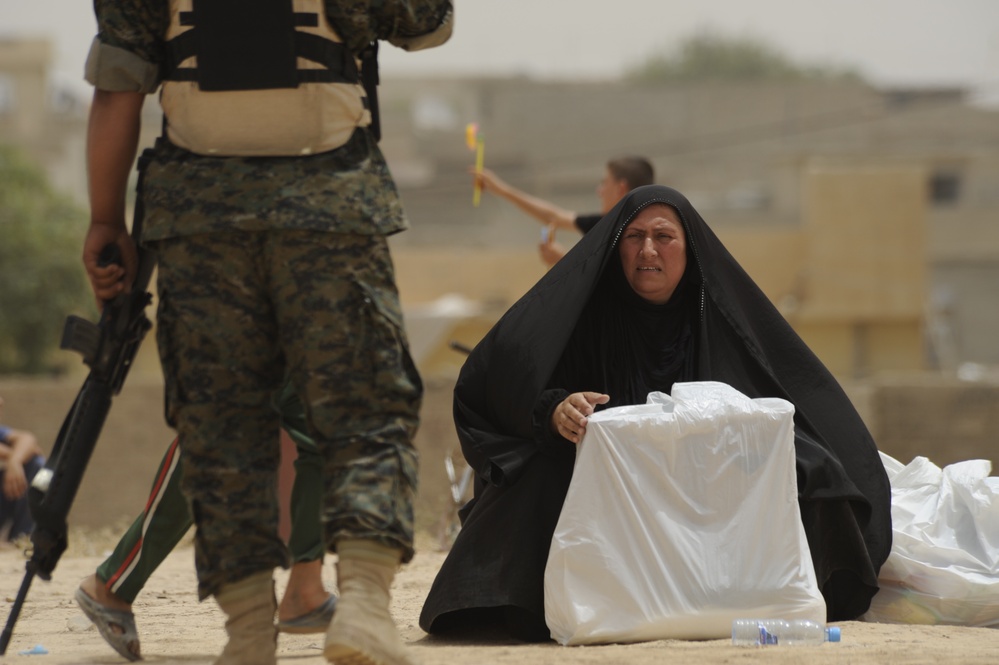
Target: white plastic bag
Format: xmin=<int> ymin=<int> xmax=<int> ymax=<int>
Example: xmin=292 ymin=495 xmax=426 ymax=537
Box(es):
xmin=864 ymin=452 xmax=999 ymax=627
xmin=544 ymin=381 xmax=825 ymax=645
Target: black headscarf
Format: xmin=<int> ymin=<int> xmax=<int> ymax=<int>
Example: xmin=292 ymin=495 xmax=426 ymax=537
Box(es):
xmin=453 ymin=184 xmax=892 ymax=619
xmin=546 ymin=237 xmax=697 ymax=411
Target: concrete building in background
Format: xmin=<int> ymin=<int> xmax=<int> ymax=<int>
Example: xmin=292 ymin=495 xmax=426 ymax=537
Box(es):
xmin=3 ymin=38 xmax=998 ymax=377
xmin=0 ymin=37 xmax=158 ymax=203
xmin=0 ymin=38 xmax=88 ymax=198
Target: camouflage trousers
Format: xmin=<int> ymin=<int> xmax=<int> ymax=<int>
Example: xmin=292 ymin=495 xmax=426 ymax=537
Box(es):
xmin=152 ymin=229 xmax=422 ymax=599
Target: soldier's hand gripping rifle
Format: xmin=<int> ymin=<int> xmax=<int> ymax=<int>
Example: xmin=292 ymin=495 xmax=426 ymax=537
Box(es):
xmin=0 ymin=172 xmax=155 ymax=655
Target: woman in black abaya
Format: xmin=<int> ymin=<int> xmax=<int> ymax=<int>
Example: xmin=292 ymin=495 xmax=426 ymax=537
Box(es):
xmin=420 ymin=185 xmax=891 ymax=641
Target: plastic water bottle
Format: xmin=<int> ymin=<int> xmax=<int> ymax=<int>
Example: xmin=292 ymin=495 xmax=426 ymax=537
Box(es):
xmin=731 ymin=619 xmax=841 ymax=646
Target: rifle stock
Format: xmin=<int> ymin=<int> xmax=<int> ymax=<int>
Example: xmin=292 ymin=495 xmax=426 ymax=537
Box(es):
xmin=0 ymin=159 xmax=155 ymax=655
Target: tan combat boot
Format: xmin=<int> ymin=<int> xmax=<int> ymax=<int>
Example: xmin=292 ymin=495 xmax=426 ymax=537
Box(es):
xmin=323 ymin=539 xmax=417 ymax=665
xmin=214 ymin=570 xmax=278 ymax=665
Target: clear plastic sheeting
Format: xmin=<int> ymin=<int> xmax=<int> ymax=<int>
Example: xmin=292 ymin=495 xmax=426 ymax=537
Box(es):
xmin=544 ymin=382 xmax=825 ymax=645
xmin=864 ymin=452 xmax=999 ymax=627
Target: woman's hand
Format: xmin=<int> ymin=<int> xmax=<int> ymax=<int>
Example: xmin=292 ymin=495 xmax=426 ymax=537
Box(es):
xmin=551 ymin=391 xmax=609 ymax=444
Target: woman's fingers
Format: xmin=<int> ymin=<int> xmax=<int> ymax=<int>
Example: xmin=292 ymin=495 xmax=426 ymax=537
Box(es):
xmin=553 ymin=392 xmax=611 ymax=444
xmin=558 ymin=400 xmax=587 ymax=443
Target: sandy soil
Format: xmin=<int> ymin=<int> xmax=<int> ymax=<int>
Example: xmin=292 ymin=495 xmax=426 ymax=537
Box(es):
xmin=2 ymin=532 xmax=998 ymax=665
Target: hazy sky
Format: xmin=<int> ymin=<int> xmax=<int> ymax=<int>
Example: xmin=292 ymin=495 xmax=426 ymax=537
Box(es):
xmin=2 ymin=1 xmax=998 ymax=100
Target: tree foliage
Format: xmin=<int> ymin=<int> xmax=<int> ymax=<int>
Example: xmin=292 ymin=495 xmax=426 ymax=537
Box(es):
xmin=626 ymin=33 xmax=863 ymax=84
xmin=0 ymin=144 xmax=94 ymax=375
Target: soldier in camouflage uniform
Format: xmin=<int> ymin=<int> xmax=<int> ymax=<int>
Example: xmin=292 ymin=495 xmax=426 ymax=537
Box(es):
xmin=82 ymin=2 xmax=454 ymax=664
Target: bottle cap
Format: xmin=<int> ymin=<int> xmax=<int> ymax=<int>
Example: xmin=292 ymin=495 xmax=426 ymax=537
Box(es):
xmin=826 ymin=626 xmax=841 ymax=642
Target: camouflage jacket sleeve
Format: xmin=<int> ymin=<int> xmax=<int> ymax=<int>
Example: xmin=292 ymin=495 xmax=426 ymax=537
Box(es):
xmin=325 ymin=0 xmax=453 ymax=54
xmin=86 ymin=0 xmax=169 ymax=93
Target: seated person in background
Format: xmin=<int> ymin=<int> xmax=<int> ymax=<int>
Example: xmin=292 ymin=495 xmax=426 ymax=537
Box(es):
xmin=420 ymin=185 xmax=892 ymax=641
xmin=472 ymin=156 xmax=654 ymax=266
xmin=0 ymin=394 xmax=45 ymax=543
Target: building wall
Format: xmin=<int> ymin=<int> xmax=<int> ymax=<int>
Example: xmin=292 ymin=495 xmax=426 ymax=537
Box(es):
xmin=0 ymin=39 xmax=51 ymax=140
xmin=793 ymin=166 xmax=927 ymax=376
xmin=0 ymin=38 xmax=89 ymax=201
xmin=868 ymin=375 xmax=999 ymax=469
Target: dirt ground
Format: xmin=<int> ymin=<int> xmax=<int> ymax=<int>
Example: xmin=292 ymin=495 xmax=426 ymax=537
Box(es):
xmin=1 ymin=530 xmax=998 ymax=665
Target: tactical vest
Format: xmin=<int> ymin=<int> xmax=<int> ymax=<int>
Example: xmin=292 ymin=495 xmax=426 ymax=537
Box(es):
xmin=161 ymin=0 xmax=370 ymax=156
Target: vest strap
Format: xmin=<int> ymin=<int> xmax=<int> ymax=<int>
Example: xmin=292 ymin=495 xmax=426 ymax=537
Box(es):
xmin=163 ymin=13 xmax=358 ymax=87
xmin=176 ymin=10 xmax=316 ymax=26
xmin=360 ymin=42 xmax=380 ymax=141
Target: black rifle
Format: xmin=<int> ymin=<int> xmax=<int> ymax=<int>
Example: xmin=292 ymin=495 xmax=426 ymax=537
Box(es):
xmin=359 ymin=41 xmax=381 ymax=142
xmin=0 ymin=162 xmax=155 ymax=656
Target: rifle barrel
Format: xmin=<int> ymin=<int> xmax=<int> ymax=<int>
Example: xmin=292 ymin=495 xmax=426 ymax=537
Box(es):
xmin=0 ymin=566 xmax=37 ymax=655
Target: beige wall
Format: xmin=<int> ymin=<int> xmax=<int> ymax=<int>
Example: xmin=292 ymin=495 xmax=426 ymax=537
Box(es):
xmin=0 ymin=378 xmax=175 ymax=530
xmin=651 ymin=167 xmax=928 ymax=379
xmin=713 ymin=228 xmax=804 ymax=308
xmin=0 ymin=39 xmax=51 ymax=141
xmin=794 ymin=321 xmax=925 ymax=379
xmin=392 ymin=247 xmax=547 ymax=309
xmin=867 ymin=375 xmax=999 ymax=469
xmin=800 ymin=165 xmax=926 ymax=320
xmin=790 ymin=166 xmax=927 ymax=377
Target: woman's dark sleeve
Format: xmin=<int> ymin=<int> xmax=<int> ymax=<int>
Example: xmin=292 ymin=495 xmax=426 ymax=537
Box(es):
xmin=454 ymin=387 xmax=573 ymax=488
xmin=532 ymin=388 xmax=575 ymax=456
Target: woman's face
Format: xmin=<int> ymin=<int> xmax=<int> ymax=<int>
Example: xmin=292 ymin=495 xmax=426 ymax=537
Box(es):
xmin=618 ymin=204 xmax=687 ymax=305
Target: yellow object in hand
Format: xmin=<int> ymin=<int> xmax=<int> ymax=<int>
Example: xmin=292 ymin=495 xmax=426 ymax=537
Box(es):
xmin=473 ymin=138 xmax=484 ymax=207
xmin=466 ymin=123 xmax=485 ymax=206
xmin=465 ymin=122 xmax=479 ymax=151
